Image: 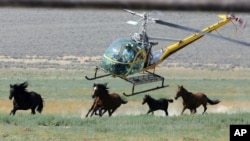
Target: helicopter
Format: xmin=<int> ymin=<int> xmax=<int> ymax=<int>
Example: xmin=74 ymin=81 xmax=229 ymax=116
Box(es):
xmin=85 ymin=9 xmax=250 ymax=96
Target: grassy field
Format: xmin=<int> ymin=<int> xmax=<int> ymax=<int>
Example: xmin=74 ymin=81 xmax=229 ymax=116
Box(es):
xmin=1 ymin=113 xmax=250 ymax=141
xmin=0 ymin=68 xmax=250 ymax=141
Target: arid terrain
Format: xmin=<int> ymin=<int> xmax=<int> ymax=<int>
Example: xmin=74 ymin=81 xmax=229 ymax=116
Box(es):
xmin=0 ymin=8 xmax=249 ymax=70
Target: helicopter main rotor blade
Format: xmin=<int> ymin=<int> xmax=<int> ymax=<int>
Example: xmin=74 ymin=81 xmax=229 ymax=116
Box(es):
xmin=124 ymin=9 xmax=144 ymax=17
xmin=154 ymin=19 xmax=250 ymax=47
xmin=126 ymin=20 xmax=138 ymax=25
xmin=148 ymin=35 xmax=181 ymax=42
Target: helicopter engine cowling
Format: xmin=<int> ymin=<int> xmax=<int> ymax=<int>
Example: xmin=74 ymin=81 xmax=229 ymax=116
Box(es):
xmin=101 ymin=38 xmax=147 ymax=78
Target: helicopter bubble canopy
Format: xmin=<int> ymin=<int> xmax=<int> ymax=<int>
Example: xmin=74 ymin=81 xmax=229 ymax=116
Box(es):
xmin=102 ymin=38 xmax=147 ymax=78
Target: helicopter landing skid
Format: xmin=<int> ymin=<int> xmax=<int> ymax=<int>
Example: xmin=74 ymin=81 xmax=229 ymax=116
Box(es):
xmin=122 ymin=71 xmax=169 ymax=97
xmin=85 ymin=67 xmax=111 ymax=80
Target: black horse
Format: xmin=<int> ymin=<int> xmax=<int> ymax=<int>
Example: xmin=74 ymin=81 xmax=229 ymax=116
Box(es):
xmin=142 ymin=94 xmax=173 ymax=116
xmin=9 ymin=82 xmax=44 ymax=115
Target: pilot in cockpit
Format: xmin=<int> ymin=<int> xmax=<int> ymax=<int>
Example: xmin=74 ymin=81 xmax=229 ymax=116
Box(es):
xmin=122 ymin=43 xmax=136 ymax=63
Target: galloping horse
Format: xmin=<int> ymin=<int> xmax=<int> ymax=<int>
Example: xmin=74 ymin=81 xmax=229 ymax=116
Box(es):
xmin=142 ymin=94 xmax=173 ymax=116
xmin=88 ymin=83 xmax=127 ymax=117
xmin=175 ymin=85 xmax=220 ymax=115
xmin=9 ymin=81 xmax=44 ymax=115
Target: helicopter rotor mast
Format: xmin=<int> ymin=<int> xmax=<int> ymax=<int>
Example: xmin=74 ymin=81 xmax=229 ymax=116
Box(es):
xmin=124 ymin=9 xmax=150 ymax=48
xmin=141 ymin=12 xmax=148 ymax=49
xmin=125 ymin=9 xmax=183 ymax=44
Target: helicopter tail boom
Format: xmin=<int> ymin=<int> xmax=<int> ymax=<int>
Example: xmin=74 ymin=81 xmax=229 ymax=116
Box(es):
xmin=150 ymin=14 xmax=247 ymax=67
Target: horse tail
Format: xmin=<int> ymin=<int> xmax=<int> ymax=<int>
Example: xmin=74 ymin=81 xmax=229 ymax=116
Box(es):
xmin=207 ymin=97 xmax=220 ymax=105
xmin=167 ymin=99 xmax=174 ymax=103
xmin=37 ymin=97 xmax=44 ymax=113
xmin=121 ymin=97 xmax=128 ymax=104
xmin=121 ymin=99 xmax=128 ymax=104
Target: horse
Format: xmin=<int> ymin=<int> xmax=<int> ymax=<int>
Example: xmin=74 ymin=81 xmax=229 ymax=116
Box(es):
xmin=90 ymin=83 xmax=127 ymax=117
xmin=142 ymin=94 xmax=173 ymax=116
xmin=86 ymin=83 xmax=114 ymax=118
xmin=175 ymin=85 xmax=220 ymax=115
xmin=9 ymin=81 xmax=44 ymax=115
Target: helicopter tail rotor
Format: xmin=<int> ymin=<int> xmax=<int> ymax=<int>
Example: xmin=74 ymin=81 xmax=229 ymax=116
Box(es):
xmin=228 ymin=14 xmax=247 ymax=28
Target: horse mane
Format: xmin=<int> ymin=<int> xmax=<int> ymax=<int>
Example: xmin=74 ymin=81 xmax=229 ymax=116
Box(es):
xmin=180 ymin=85 xmax=193 ymax=95
xmin=94 ymin=83 xmax=109 ymax=94
xmin=145 ymin=95 xmax=154 ymax=100
xmin=20 ymin=81 xmax=28 ymax=90
xmin=13 ymin=81 xmax=29 ymax=92
xmin=144 ymin=94 xmax=157 ymax=104
xmin=180 ymin=86 xmax=187 ymax=92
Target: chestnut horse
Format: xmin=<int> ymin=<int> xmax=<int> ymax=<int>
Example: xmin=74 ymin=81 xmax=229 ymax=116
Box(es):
xmin=87 ymin=83 xmax=127 ymax=117
xmin=175 ymin=85 xmax=220 ymax=115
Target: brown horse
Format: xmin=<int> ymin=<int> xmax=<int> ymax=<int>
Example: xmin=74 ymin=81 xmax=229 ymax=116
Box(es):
xmin=86 ymin=83 xmax=113 ymax=117
xmin=90 ymin=83 xmax=127 ymax=117
xmin=175 ymin=85 xmax=220 ymax=115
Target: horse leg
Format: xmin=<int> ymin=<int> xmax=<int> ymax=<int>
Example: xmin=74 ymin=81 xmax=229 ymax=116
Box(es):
xmin=190 ymin=109 xmax=193 ymax=114
xmin=10 ymin=108 xmax=17 ymax=115
xmin=31 ymin=108 xmax=36 ymax=114
xmin=31 ymin=110 xmax=36 ymax=114
xmin=88 ymin=100 xmax=102 ymax=117
xmin=108 ymin=108 xmax=118 ymax=117
xmin=94 ymin=107 xmax=100 ymax=115
xmin=86 ymin=104 xmax=95 ymax=117
xmin=90 ymin=106 xmax=98 ymax=117
xmin=90 ymin=106 xmax=106 ymax=117
xmin=10 ymin=104 xmax=19 ymax=115
xmin=85 ymin=108 xmax=92 ymax=117
xmin=164 ymin=109 xmax=169 ymax=116
xmin=163 ymin=105 xmax=169 ymax=116
xmin=202 ymin=104 xmax=207 ymax=114
xmin=194 ymin=108 xmax=197 ymax=114
xmin=10 ymin=102 xmax=19 ymax=115
xmin=96 ymin=106 xmax=104 ymax=115
xmin=146 ymin=110 xmax=150 ymax=114
xmin=100 ymin=108 xmax=109 ymax=117
xmin=147 ymin=110 xmax=154 ymax=115
xmin=190 ymin=109 xmax=196 ymax=114
xmin=108 ymin=109 xmax=113 ymax=117
xmin=99 ymin=109 xmax=107 ymax=117
xmin=95 ymin=107 xmax=105 ymax=117
xmin=181 ymin=107 xmax=187 ymax=115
